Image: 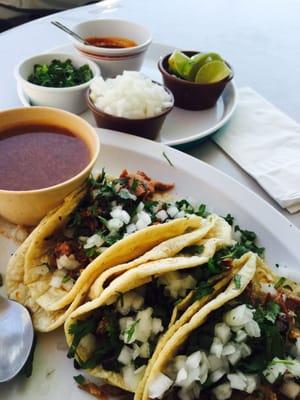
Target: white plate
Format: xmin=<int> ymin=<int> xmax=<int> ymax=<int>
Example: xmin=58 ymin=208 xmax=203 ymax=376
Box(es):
xmin=1 ymin=130 xmax=300 ymax=399
xmin=16 ymin=42 xmax=237 ymax=146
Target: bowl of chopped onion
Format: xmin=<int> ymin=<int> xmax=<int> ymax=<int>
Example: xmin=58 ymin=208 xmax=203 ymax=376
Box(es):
xmin=87 ymin=71 xmax=174 ymax=140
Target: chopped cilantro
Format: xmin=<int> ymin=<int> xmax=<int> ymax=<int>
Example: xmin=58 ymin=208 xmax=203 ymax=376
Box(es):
xmin=264 ymin=301 xmax=281 ymax=324
xmin=193 ymin=282 xmax=213 ymax=301
xmin=131 ymin=178 xmax=139 ymax=192
xmin=73 ymin=374 xmax=85 ymax=385
xmin=85 ymin=246 xmax=99 ymax=258
xmin=182 ymin=245 xmax=204 ymax=255
xmin=62 ymin=274 xmax=71 ymax=284
xmin=207 ymin=258 xmax=220 ymax=274
xmin=196 ymin=204 xmax=206 ymax=217
xmin=175 ymin=199 xmax=195 ymax=213
xmin=274 ymin=277 xmax=286 ymax=289
xmin=162 ymin=151 xmax=174 ymax=167
xmin=123 ymin=319 xmax=140 ymax=342
xmin=68 ymin=315 xmax=99 ymax=358
xmin=233 ymin=274 xmax=241 ymax=289
xmin=224 ymin=213 xmax=234 ymax=225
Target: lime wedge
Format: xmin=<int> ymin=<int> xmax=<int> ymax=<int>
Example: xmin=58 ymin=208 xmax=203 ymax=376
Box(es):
xmin=195 ymin=60 xmax=231 ymax=84
xmin=168 ymin=50 xmax=190 ymax=77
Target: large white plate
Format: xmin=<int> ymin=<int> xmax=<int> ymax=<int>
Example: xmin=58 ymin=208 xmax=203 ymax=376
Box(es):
xmin=1 ymin=130 xmax=300 ymax=399
xmin=16 ymin=42 xmax=237 ymax=147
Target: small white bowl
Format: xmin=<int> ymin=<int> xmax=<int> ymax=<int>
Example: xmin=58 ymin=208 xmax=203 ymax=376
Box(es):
xmin=71 ymin=19 xmax=152 ymax=78
xmin=15 ymin=53 xmax=100 ymax=114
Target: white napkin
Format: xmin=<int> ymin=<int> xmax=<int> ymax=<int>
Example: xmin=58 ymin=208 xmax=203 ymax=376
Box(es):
xmin=213 ymin=87 xmax=300 ymax=213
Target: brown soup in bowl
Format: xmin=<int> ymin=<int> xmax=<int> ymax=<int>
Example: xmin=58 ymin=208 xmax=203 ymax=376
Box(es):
xmin=0 ymin=124 xmax=90 ymax=191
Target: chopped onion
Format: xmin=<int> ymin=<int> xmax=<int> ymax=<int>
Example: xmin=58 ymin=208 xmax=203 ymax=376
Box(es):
xmin=210 ymin=368 xmax=226 ymax=383
xmin=227 ymin=371 xmax=247 ymax=391
xmin=107 ymin=217 xmax=124 ymax=232
xmin=222 ymin=342 xmax=236 ymax=356
xmin=152 ymin=318 xmax=164 ymax=335
xmin=223 ymin=305 xmax=254 ymax=327
xmin=78 ymin=334 xmax=96 ymax=358
xmin=244 ymin=319 xmax=261 ymax=337
xmin=83 ymin=233 xmax=104 ymax=249
xmin=212 ymin=382 xmax=232 ymax=400
xmin=62 ymin=278 xmax=74 ymax=291
xmin=235 ymin=329 xmax=247 ymax=343
xmin=260 ymin=283 xmax=277 ymax=296
xmin=208 ymin=355 xmax=228 ymax=372
xmin=186 ymin=351 xmax=202 ymax=369
xmin=215 ymin=322 xmax=231 ymax=344
xmin=239 ymin=343 xmax=252 ymax=358
xmin=175 ymin=367 xmax=188 ymax=385
xmin=245 ymin=374 xmax=259 ymax=394
xmin=91 ymin=72 xmax=173 ymax=119
xmin=176 ymin=211 xmax=186 ymax=219
xmin=56 ymin=254 xmax=80 ymax=270
xmin=139 ymin=342 xmax=150 ymax=358
xmin=50 ymin=275 xmax=63 ymax=288
xmin=228 ymin=348 xmax=242 ymax=365
xmin=167 ymin=206 xmax=179 ymax=218
xmin=126 ymin=223 xmax=137 ymax=234
xmin=156 ymin=209 xmax=168 ymax=222
xmin=148 ymin=373 xmax=173 ymax=399
xmin=135 ymin=308 xmax=153 ymax=343
xmin=210 ymin=337 xmax=223 ymax=358
xmin=118 ymin=345 xmax=134 ymax=365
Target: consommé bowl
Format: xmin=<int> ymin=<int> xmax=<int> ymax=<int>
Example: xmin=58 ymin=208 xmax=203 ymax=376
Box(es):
xmin=0 ymin=107 xmax=100 ymax=226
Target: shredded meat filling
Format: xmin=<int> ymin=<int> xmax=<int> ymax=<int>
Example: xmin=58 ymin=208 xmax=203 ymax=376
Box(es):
xmin=120 ymin=169 xmax=174 ymax=198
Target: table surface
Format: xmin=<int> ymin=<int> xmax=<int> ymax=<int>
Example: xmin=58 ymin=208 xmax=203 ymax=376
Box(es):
xmin=1 ymin=0 xmax=299 ymax=228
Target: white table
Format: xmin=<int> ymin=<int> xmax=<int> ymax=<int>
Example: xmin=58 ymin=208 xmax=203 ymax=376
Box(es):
xmin=1 ymin=0 xmax=299 ymax=228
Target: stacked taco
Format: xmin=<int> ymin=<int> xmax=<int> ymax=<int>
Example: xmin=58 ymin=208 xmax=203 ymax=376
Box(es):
xmin=64 ymin=212 xmax=242 ymax=393
xmin=141 ymin=255 xmax=300 ymax=400
xmin=6 ymin=169 xmax=212 ymax=332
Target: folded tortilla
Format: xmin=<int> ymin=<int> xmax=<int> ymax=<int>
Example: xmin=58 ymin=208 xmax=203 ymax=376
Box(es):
xmin=6 ymin=183 xmax=207 ymax=331
xmin=140 ymin=254 xmax=300 ymax=400
xmin=64 ymin=217 xmax=236 ymax=393
xmin=88 ymin=213 xmax=232 ymax=299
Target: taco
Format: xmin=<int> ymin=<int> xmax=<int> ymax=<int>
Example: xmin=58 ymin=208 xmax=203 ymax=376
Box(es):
xmin=6 ymin=169 xmax=210 ymax=331
xmin=64 ymin=214 xmax=244 ymax=393
xmin=142 ymin=254 xmax=300 ymax=400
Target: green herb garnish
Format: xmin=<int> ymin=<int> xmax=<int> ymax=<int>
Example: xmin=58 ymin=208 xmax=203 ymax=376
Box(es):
xmin=28 ymin=59 xmax=93 ymax=88
xmin=73 ymin=374 xmax=85 ymax=385
xmin=62 ymin=274 xmax=70 ymax=284
xmin=233 ymin=274 xmax=241 ymax=289
xmin=274 ymin=277 xmax=286 ymax=289
xmin=123 ymin=319 xmax=140 ymax=342
xmin=193 ymin=282 xmax=213 ymax=301
xmin=162 ymin=151 xmax=174 ymax=167
xmin=182 ymin=245 xmax=204 ymax=255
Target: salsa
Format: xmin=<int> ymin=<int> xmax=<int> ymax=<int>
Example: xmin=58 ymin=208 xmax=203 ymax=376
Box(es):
xmin=85 ymin=36 xmax=137 ymax=49
xmin=0 ymin=124 xmax=90 ymax=191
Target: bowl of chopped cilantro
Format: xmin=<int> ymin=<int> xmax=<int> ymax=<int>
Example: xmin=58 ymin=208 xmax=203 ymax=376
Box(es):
xmin=15 ymin=53 xmax=100 ymax=114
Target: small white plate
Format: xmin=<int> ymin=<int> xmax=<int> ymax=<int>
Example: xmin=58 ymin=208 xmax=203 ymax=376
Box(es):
xmin=17 ymin=42 xmax=237 ymax=147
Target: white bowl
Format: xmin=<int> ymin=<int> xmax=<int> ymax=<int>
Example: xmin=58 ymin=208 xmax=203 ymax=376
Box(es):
xmin=71 ymin=19 xmax=152 ymax=78
xmin=15 ymin=53 xmax=100 ymax=114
